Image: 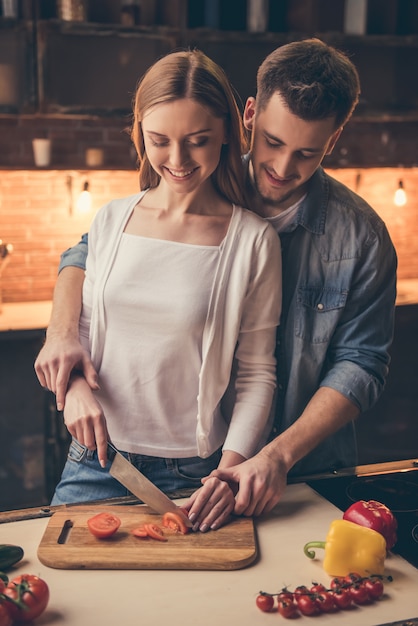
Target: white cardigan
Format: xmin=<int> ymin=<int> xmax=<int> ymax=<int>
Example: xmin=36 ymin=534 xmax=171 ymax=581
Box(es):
xmin=85 ymin=192 xmax=282 ymax=459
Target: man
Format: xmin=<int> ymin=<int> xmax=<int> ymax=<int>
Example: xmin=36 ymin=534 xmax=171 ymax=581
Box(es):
xmin=35 ymin=38 xmax=397 ymax=519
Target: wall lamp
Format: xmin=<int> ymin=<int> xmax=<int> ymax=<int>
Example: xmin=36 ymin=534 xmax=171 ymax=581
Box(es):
xmin=394 ymin=179 xmax=407 ymax=207
xmin=66 ymin=176 xmax=92 ymax=216
xmin=76 ymin=180 xmax=92 ymax=214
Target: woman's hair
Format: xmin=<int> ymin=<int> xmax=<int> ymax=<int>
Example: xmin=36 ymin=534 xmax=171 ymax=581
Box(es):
xmin=131 ymin=49 xmax=248 ymax=206
xmin=256 ymin=38 xmax=360 ymax=128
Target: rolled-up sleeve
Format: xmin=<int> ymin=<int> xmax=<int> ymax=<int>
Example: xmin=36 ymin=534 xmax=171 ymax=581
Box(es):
xmin=58 ymin=233 xmax=89 ymax=273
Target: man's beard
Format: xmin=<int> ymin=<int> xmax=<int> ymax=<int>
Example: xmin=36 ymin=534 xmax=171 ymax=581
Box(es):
xmin=253 ymin=170 xmax=298 ymax=210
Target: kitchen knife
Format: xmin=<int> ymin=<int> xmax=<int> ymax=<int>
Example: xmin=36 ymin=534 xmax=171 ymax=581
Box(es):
xmin=107 ymin=442 xmax=193 ymax=527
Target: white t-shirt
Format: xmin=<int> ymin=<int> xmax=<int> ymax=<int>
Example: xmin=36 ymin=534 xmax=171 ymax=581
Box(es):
xmin=265 ymin=194 xmax=307 ymax=234
xmin=81 ymin=233 xmax=221 ymax=456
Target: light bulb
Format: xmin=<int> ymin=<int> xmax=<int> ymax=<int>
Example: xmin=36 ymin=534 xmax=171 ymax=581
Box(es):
xmin=394 ymin=179 xmax=407 ymax=207
xmin=76 ymin=181 xmax=92 ymax=214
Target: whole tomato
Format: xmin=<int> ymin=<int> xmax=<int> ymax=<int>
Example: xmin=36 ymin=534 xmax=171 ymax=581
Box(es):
xmin=331 ymin=587 xmax=352 ymax=609
xmin=310 ymin=582 xmax=326 ymax=594
xmin=255 ymin=593 xmax=274 ymax=612
xmin=3 ymin=574 xmax=49 ymax=623
xmin=364 ymin=577 xmax=384 ymax=600
xmin=277 ymin=590 xmax=294 ymax=604
xmin=330 ymin=576 xmax=346 ymax=590
xmin=277 ymin=598 xmax=298 ymax=618
xmin=315 ymin=590 xmax=336 ymax=613
xmin=296 ymin=593 xmax=320 ymax=616
xmin=0 ymin=603 xmax=13 ymax=626
xmin=349 ymin=582 xmax=370 ymax=605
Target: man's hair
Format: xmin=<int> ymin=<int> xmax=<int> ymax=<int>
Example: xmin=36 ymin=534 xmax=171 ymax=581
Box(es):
xmin=256 ymin=38 xmax=360 ymax=128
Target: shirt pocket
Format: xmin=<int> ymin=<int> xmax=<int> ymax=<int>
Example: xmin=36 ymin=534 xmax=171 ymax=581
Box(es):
xmin=295 ymin=287 xmax=348 ymax=344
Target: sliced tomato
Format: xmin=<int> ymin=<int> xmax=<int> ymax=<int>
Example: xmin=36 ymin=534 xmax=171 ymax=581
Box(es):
xmin=144 ymin=523 xmax=167 ymax=541
xmin=132 ymin=525 xmax=149 ymax=538
xmin=87 ymin=512 xmax=121 ymax=538
xmin=162 ymin=510 xmax=190 ymax=534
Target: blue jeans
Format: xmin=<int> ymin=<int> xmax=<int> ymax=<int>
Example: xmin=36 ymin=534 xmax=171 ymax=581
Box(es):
xmin=51 ymin=439 xmax=222 ymax=505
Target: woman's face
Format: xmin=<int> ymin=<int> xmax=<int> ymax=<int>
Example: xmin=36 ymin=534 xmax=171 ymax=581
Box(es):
xmin=141 ymin=98 xmax=227 ymax=194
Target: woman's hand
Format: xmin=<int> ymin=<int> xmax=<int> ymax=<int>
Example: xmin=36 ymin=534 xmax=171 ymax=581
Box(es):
xmin=182 ymin=476 xmax=236 ymax=532
xmin=64 ymin=374 xmax=109 ymax=467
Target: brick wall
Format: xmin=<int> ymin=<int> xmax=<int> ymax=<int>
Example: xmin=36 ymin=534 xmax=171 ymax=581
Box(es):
xmin=0 ymin=165 xmax=417 ymax=303
xmin=0 ymin=116 xmax=135 ymax=169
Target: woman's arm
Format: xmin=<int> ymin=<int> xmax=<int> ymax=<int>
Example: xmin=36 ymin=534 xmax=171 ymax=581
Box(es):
xmin=63 ymin=373 xmax=109 ymax=467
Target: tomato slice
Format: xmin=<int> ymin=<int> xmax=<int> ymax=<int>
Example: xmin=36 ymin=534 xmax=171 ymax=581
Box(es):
xmin=132 ymin=525 xmax=149 ymax=538
xmin=162 ymin=510 xmax=190 ymax=534
xmin=87 ymin=512 xmax=121 ymax=538
xmin=143 ymin=523 xmax=167 ymax=541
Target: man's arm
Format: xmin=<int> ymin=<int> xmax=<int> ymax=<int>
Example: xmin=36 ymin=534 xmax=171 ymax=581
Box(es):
xmin=34 ymin=266 xmax=98 ymax=410
xmin=211 ymin=386 xmax=359 ymax=516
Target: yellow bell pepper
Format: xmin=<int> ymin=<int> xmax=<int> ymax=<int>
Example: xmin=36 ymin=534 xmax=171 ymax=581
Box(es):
xmin=303 ymin=519 xmax=386 ymax=577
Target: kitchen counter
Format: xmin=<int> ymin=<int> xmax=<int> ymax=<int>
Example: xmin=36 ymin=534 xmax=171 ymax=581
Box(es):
xmin=1 ymin=484 xmax=417 ymax=626
xmin=0 ymin=278 xmax=417 ymax=333
xmin=0 ymin=300 xmax=51 ymax=332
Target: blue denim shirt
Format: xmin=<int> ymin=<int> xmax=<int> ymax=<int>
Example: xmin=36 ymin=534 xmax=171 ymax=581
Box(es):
xmin=59 ymin=167 xmax=397 ymax=476
xmin=271 ymin=167 xmax=397 ymax=475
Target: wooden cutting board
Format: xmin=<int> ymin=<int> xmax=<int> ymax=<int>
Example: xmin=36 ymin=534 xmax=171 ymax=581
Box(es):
xmin=37 ymin=504 xmax=257 ymax=570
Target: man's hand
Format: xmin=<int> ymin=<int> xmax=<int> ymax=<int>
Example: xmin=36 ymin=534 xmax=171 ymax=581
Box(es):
xmin=207 ymin=448 xmax=288 ymax=517
xmin=64 ymin=374 xmax=109 ymax=467
xmin=34 ymin=334 xmax=99 ymax=411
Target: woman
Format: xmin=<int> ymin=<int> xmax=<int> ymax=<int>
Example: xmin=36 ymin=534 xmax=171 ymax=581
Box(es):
xmin=52 ymin=49 xmax=282 ymax=532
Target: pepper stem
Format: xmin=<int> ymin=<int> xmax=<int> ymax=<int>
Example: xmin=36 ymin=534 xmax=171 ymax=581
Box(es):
xmin=303 ymin=541 xmax=326 ymax=559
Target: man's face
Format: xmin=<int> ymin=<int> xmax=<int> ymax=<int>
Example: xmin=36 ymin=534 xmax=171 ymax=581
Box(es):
xmin=244 ymin=93 xmax=341 ymax=216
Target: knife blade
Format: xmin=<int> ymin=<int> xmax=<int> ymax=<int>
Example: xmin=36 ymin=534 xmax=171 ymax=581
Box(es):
xmin=107 ymin=442 xmax=193 ymax=527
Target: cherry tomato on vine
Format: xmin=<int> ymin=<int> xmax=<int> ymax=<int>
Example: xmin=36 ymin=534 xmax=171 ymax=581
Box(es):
xmin=277 ymin=590 xmax=294 ymax=604
xmin=87 ymin=512 xmax=121 ymax=538
xmin=256 ymin=594 xmax=274 ymax=612
xmin=331 ymin=587 xmax=352 ymax=609
xmin=364 ymin=577 xmax=384 ymax=600
xmin=310 ymin=582 xmax=326 ymax=593
xmin=344 ymin=572 xmax=363 ymax=586
xmin=349 ymin=582 xmax=370 ymax=605
xmin=277 ymin=598 xmax=298 ymax=618
xmin=315 ymin=590 xmax=336 ymax=613
xmin=295 ymin=593 xmax=319 ymax=616
xmin=3 ymin=574 xmax=49 ymax=623
xmin=294 ymin=584 xmax=310 ymax=597
xmin=330 ymin=576 xmax=346 ymax=590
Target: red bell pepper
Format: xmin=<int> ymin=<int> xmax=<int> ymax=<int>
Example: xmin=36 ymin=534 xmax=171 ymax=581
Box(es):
xmin=343 ymin=499 xmax=397 ymax=549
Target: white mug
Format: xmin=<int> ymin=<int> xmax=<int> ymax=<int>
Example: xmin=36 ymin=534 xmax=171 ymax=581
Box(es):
xmin=1 ymin=0 xmax=18 ymax=18
xmin=32 ymin=139 xmax=51 ymax=167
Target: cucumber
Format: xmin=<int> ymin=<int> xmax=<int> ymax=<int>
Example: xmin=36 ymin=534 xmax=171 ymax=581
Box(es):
xmin=0 ymin=544 xmax=24 ymax=571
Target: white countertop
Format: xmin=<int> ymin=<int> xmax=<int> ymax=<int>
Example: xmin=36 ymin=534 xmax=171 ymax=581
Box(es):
xmin=0 ymin=300 xmax=51 ymax=332
xmin=1 ymin=484 xmax=417 ymax=626
xmin=0 ymin=278 xmax=417 ymax=333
